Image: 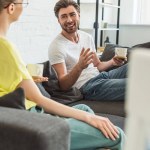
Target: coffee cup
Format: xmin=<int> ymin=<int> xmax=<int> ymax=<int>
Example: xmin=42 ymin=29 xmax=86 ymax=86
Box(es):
xmin=115 ymin=47 xmax=127 ymax=60
xmin=27 ymin=64 xmax=44 ymax=76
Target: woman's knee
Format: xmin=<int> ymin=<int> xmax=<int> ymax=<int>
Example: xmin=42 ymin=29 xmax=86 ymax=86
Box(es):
xmin=115 ymin=127 xmax=126 ymax=147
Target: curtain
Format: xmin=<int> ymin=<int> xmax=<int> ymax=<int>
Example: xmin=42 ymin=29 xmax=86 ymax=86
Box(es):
xmin=134 ymin=0 xmax=150 ymax=24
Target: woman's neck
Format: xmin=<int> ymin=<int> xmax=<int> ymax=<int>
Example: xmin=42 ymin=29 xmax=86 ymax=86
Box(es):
xmin=0 ymin=16 xmax=9 ymax=37
xmin=61 ymin=31 xmax=79 ymax=43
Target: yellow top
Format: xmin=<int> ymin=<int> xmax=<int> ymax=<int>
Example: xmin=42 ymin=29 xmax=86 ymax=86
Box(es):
xmin=0 ymin=38 xmax=36 ymax=109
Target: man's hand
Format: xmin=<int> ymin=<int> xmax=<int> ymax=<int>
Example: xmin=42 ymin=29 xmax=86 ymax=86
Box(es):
xmin=77 ymin=48 xmax=94 ymax=70
xmin=92 ymin=52 xmax=100 ymax=67
xmin=112 ymin=56 xmax=127 ymax=66
xmin=32 ymin=76 xmax=48 ymax=83
xmin=87 ymin=114 xmax=119 ymax=141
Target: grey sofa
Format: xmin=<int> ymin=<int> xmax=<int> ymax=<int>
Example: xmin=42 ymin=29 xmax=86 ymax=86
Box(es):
xmin=0 ymin=107 xmax=70 ymax=150
xmin=41 ymin=59 xmax=125 ymax=130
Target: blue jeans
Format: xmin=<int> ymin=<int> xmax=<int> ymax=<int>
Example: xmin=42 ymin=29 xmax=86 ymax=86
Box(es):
xmin=66 ymin=104 xmax=125 ymax=150
xmin=80 ymin=64 xmax=128 ymax=101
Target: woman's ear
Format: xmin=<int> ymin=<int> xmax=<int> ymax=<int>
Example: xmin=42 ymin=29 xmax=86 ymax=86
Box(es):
xmin=7 ymin=3 xmax=15 ymax=14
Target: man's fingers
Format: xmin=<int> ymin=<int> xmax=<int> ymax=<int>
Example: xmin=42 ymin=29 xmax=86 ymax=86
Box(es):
xmin=85 ymin=52 xmax=93 ymax=61
xmin=87 ymin=59 xmax=93 ymax=65
xmin=80 ymin=47 xmax=85 ymax=56
xmin=79 ymin=48 xmax=94 ymax=69
xmin=82 ymin=48 xmax=91 ymax=56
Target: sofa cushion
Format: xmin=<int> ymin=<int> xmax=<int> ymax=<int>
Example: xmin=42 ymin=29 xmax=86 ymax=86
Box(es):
xmin=0 ymin=88 xmax=25 ymax=110
xmin=68 ymin=100 xmax=125 ymax=117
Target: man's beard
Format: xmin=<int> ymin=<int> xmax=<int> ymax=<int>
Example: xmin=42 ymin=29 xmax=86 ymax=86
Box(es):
xmin=60 ymin=22 xmax=79 ymax=34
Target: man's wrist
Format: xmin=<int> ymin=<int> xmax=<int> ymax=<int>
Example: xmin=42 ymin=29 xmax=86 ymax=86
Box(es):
xmin=76 ymin=63 xmax=83 ymax=72
xmin=94 ymin=61 xmax=100 ymax=67
xmin=110 ymin=59 xmax=115 ymax=67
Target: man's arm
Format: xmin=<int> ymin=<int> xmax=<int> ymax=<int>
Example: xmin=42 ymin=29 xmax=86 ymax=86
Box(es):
xmin=92 ymin=52 xmax=125 ymax=71
xmin=52 ymin=48 xmax=93 ymax=91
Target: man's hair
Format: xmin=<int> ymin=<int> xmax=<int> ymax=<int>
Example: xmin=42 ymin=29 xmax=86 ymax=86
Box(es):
xmin=54 ymin=0 xmax=80 ymax=18
xmin=0 ymin=0 xmax=16 ymax=12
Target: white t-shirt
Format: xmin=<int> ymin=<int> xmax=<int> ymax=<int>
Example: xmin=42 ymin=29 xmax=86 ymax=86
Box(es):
xmin=48 ymin=30 xmax=99 ymax=89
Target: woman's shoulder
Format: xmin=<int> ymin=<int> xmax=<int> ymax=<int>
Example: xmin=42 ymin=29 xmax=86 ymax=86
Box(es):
xmin=0 ymin=37 xmax=14 ymax=51
xmin=0 ymin=37 xmax=20 ymax=63
xmin=0 ymin=37 xmax=10 ymax=44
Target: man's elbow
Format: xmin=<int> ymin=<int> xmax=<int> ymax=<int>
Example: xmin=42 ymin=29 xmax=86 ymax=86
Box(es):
xmin=59 ymin=82 xmax=70 ymax=91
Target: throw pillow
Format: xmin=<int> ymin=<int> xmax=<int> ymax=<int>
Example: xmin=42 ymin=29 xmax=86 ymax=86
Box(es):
xmin=0 ymin=88 xmax=25 ymax=110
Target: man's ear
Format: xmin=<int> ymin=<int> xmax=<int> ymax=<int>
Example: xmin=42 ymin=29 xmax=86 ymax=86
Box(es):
xmin=58 ymin=19 xmax=60 ymax=24
xmin=7 ymin=3 xmax=15 ymax=15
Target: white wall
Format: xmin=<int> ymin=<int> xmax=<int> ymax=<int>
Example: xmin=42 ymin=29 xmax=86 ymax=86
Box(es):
xmin=7 ymin=0 xmax=61 ymax=64
xmin=7 ymin=0 xmax=150 ymax=64
xmin=119 ymin=25 xmax=150 ymax=47
xmin=105 ymin=24 xmax=150 ymax=47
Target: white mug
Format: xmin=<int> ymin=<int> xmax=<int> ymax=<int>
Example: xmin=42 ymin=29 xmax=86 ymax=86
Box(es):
xmin=115 ymin=47 xmax=127 ymax=59
xmin=27 ymin=64 xmax=44 ymax=76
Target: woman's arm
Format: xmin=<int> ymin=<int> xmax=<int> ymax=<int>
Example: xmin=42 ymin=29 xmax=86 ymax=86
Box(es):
xmin=18 ymin=79 xmax=119 ymax=141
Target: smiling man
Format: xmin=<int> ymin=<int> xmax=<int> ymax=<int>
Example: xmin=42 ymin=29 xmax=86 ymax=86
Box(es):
xmin=48 ymin=0 xmax=128 ymax=101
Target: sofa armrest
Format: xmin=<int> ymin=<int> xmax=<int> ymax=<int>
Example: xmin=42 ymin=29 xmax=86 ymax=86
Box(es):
xmin=0 ymin=107 xmax=70 ymax=150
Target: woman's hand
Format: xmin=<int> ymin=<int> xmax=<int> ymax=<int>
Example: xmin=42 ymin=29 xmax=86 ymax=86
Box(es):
xmin=86 ymin=114 xmax=119 ymax=141
xmin=32 ymin=76 xmax=48 ymax=83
